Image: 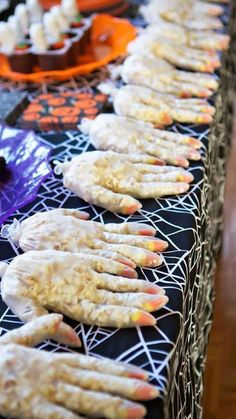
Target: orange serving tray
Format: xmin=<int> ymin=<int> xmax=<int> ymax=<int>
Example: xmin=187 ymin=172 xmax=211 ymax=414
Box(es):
xmin=40 ymin=1 xmax=125 ymax=13
xmin=0 ymin=14 xmax=136 ymax=83
xmin=76 ymin=0 xmax=126 ymax=13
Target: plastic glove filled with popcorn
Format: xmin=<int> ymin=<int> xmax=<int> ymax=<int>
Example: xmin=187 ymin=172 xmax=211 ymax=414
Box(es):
xmin=140 ymin=0 xmax=223 ymax=30
xmin=144 ymin=21 xmax=229 ymax=51
xmin=56 ymin=150 xmax=193 ymax=214
xmin=2 ymin=208 xmax=168 ymax=268
xmin=205 ymin=0 xmax=228 ymax=3
xmin=147 ymin=0 xmax=224 ymax=16
xmin=1 ymin=250 xmax=168 ymax=341
xmin=128 ymin=35 xmax=221 ymax=73
xmin=80 ymin=113 xmax=202 ymax=167
xmin=99 ymin=84 xmax=215 ymax=126
xmin=0 ymin=315 xmax=158 ymax=419
xmin=119 ymin=53 xmax=219 ymax=98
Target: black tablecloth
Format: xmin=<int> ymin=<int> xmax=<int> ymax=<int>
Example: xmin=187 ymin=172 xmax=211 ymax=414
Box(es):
xmin=0 ymin=2 xmax=235 ymax=419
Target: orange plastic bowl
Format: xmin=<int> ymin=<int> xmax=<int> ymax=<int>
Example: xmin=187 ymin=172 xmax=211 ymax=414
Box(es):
xmin=0 ymin=14 xmax=136 ymax=83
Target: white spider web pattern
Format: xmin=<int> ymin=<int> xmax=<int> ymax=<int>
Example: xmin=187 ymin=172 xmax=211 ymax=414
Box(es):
xmin=0 ymin=2 xmax=235 ymax=418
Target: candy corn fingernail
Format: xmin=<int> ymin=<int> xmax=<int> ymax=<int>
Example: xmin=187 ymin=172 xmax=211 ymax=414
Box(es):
xmin=201 ymin=106 xmax=215 ymax=115
xmin=162 ymin=113 xmax=173 ymax=125
xmin=135 ymin=384 xmax=159 ymax=400
xmin=197 ymin=114 xmax=213 ymax=124
xmin=145 ymin=284 xmax=165 ymax=295
xmin=117 ymin=257 xmax=136 ymax=269
xmin=144 ymin=253 xmax=163 ymax=267
xmin=54 ymin=315 xmax=63 ymax=331
xmin=124 ymin=203 xmax=142 ymax=215
xmin=126 ymin=404 xmax=146 ymax=419
xmin=148 ymin=240 xmax=168 ymax=252
xmin=212 ymin=58 xmax=221 ymax=67
xmin=177 ymin=183 xmax=190 ymax=194
xmin=175 ymin=156 xmax=189 ymax=167
xmin=199 ymin=90 xmax=211 ymax=98
xmin=125 ymin=366 xmax=148 ymax=381
xmin=132 ymin=311 xmax=156 ymax=326
xmin=67 ymin=330 xmax=82 ymax=347
xmin=160 ymin=240 xmax=169 ymax=251
xmin=138 ymin=229 xmax=156 ymax=236
xmin=180 ymin=91 xmax=190 ymax=99
xmin=135 ymin=225 xmax=156 ymax=236
xmin=202 ymin=64 xmax=214 ymax=72
xmin=143 ymin=295 xmax=169 ymax=312
xmin=177 ymin=172 xmax=194 ymax=183
xmin=184 ymin=137 xmax=202 ymax=149
xmin=220 ymin=38 xmax=229 ymax=49
xmin=79 ymin=211 xmax=90 ymax=219
xmin=122 ymin=267 xmax=138 ymax=278
xmin=151 ymin=157 xmax=165 ymax=165
xmin=188 ymin=150 xmax=201 ymax=160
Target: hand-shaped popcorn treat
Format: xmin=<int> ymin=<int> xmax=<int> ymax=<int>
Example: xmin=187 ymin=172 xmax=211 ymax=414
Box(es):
xmin=144 ymin=21 xmax=229 ymax=51
xmin=3 ymin=208 xmax=168 ymax=268
xmin=140 ymin=0 xmax=223 ymax=30
xmin=128 ymin=35 xmax=221 ymax=73
xmin=119 ymin=53 xmax=218 ymax=98
xmin=56 ymin=151 xmax=194 ymax=214
xmin=99 ymin=84 xmax=215 ymax=126
xmin=149 ymin=0 xmax=224 ymax=16
xmin=0 ymin=316 xmax=159 ymax=419
xmin=1 ymin=250 xmax=168 ymax=339
xmin=80 ymin=114 xmax=201 ymax=167
xmin=206 ymin=0 xmax=229 ymax=3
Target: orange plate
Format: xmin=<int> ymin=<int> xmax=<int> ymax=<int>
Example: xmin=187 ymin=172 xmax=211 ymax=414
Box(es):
xmin=0 ymin=14 xmax=136 ymax=83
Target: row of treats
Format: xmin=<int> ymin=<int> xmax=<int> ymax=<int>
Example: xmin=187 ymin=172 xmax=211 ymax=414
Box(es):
xmin=0 ymin=0 xmax=91 ymax=73
xmin=0 ymin=1 xmax=230 ymax=418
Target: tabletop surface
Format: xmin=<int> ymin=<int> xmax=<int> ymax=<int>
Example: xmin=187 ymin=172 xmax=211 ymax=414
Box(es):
xmin=0 ymin=1 xmax=232 ymax=419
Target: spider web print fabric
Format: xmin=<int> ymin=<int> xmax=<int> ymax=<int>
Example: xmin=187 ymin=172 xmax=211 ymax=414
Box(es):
xmin=0 ymin=2 xmax=235 ymax=419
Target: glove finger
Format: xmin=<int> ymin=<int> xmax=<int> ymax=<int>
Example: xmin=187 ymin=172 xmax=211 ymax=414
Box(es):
xmin=139 ymin=170 xmax=194 ymax=184
xmin=99 ymin=242 xmax=163 ymax=267
xmin=63 ymin=300 xmax=157 ymax=327
xmin=53 ymin=383 xmax=146 ymax=419
xmin=55 ymin=352 xmax=149 ymax=380
xmin=95 ymin=272 xmax=165 ymax=295
xmin=175 ymin=70 xmax=219 ymax=90
xmin=103 ymin=232 xmax=168 ymax=252
xmin=170 ymin=108 xmax=213 ymax=124
xmin=154 ymin=128 xmax=202 ymax=148
xmin=31 ymin=399 xmax=84 ymax=419
xmin=50 ymin=208 xmax=90 ymax=220
xmin=118 ymin=180 xmax=191 ymax=198
xmin=76 ymin=248 xmax=136 ymax=268
xmin=77 ymin=184 xmax=142 ymax=215
xmin=59 ymin=365 xmax=158 ymax=401
xmin=103 ymin=222 xmax=156 ymax=236
xmin=76 ymin=253 xmax=137 ymax=278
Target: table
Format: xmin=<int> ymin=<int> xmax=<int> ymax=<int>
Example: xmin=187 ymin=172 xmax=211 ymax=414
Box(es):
xmin=0 ymin=2 xmax=235 ymax=418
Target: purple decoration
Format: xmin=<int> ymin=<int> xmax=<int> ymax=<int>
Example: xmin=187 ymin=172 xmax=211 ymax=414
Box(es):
xmin=0 ymin=126 xmax=52 ymax=225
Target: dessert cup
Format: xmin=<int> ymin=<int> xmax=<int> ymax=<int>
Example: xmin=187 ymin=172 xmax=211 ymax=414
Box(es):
xmin=7 ymin=43 xmax=35 ymax=74
xmin=63 ymin=30 xmax=83 ymax=66
xmin=34 ymin=40 xmax=70 ymax=71
xmin=70 ymin=18 xmax=92 ymax=53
